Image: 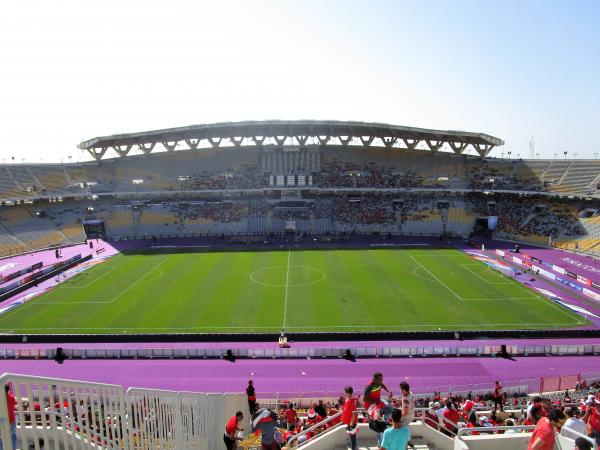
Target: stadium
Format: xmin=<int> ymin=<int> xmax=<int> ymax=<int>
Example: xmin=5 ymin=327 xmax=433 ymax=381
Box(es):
xmin=1 ymin=119 xmax=600 ymax=449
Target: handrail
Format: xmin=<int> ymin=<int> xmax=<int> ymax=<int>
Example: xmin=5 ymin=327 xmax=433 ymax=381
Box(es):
xmin=0 ymin=372 xmax=123 ymax=389
xmin=415 ymin=407 xmax=459 ymax=437
xmin=559 ymin=427 xmax=598 ymax=450
xmin=459 ymin=425 xmax=598 ymax=450
xmin=286 ymin=411 xmax=343 ymax=447
xmin=457 ymin=425 xmax=535 ymax=439
xmin=285 ymin=405 xmax=460 ymax=446
xmin=6 ymin=410 xmax=121 ymax=448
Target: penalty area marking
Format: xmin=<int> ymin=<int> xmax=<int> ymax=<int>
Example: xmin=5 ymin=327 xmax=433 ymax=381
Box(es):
xmin=412 ymin=266 xmax=437 ymax=283
xmin=61 ymin=267 xmax=116 ymax=289
xmin=409 ymin=255 xmax=464 ymax=301
xmin=410 ymin=255 xmax=543 ymax=301
xmin=459 ymin=264 xmax=513 ymax=285
xmin=36 ymin=258 xmax=168 ymax=305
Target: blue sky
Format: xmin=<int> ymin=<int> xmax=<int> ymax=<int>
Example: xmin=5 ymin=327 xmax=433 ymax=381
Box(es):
xmin=0 ymin=0 xmax=598 ymax=161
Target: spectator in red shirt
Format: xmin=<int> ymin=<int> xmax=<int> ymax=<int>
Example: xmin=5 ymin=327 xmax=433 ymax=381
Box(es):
xmin=528 ymin=407 xmax=565 ymax=450
xmin=284 ymin=404 xmax=297 ymax=429
xmin=493 ymin=380 xmax=503 ymax=411
xmin=1 ymin=384 xmax=17 ymax=450
xmin=363 ymin=372 xmax=393 ymax=422
xmin=341 ymin=386 xmax=359 ymax=450
xmin=314 ymin=400 xmax=327 ymax=419
xmin=305 ymin=409 xmax=324 ymax=440
xmin=583 ymin=399 xmax=600 ymax=445
xmin=282 ymin=424 xmax=297 ymax=445
xmin=462 ymin=399 xmax=475 ymax=415
xmin=223 ymin=411 xmax=244 ymax=450
xmin=424 ymin=402 xmax=440 ymax=431
xmin=442 ymin=400 xmax=459 ymax=436
xmin=246 ymin=380 xmax=257 ymax=415
xmin=466 ymin=411 xmax=481 ymax=435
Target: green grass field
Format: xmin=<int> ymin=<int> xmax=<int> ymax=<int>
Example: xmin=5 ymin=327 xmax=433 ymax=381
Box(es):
xmin=0 ymin=248 xmax=588 ymax=334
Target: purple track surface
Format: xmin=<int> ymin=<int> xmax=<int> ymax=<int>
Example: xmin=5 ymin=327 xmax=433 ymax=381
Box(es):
xmin=2 ymin=356 xmax=600 ymax=397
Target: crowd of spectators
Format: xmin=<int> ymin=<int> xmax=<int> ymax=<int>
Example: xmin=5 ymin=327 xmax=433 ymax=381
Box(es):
xmin=468 ymin=159 xmax=542 ymax=192
xmin=333 ymin=195 xmax=396 ymax=226
xmin=468 ymin=193 xmax=585 ymax=239
xmin=185 ymin=202 xmax=249 ymax=223
xmin=179 ymin=162 xmax=265 ymax=191
xmin=316 ymin=160 xmax=423 ymax=189
xmin=225 ymin=376 xmax=600 ymax=450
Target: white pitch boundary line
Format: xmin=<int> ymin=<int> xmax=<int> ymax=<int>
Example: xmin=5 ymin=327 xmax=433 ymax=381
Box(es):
xmin=410 ymin=256 xmax=578 ymax=315
xmin=43 ymin=258 xmax=169 ymax=309
xmin=460 ymin=264 xmax=512 ymax=285
xmin=282 ymin=248 xmax=291 ymax=330
xmin=409 ymin=255 xmax=464 ymax=301
xmin=460 ymin=297 xmax=548 ymax=301
xmin=1 ymin=321 xmax=584 ymax=332
xmin=411 ymin=252 xmax=556 ymax=301
xmin=411 ymin=266 xmax=525 ymax=300
xmin=407 ymin=253 xmax=465 ymax=257
xmin=462 ymin=258 xmax=586 ymax=324
xmin=105 ymin=258 xmax=169 ymax=304
xmin=61 ymin=268 xmax=116 ymax=289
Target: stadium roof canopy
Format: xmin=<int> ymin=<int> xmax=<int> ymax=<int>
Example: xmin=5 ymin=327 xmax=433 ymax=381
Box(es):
xmin=78 ymin=120 xmax=504 ymax=161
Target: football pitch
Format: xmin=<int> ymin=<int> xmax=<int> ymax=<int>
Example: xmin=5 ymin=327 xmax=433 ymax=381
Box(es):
xmin=0 ymin=248 xmax=588 ymax=334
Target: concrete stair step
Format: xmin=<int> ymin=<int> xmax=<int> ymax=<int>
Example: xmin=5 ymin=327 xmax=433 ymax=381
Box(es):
xmin=335 ymin=436 xmax=435 ymax=450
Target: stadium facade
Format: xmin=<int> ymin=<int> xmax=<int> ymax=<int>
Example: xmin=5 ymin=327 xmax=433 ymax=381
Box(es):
xmin=0 ymin=121 xmax=598 ymax=258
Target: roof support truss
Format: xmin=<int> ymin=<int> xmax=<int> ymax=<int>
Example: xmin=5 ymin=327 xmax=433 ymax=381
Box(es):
xmin=230 ymin=137 xmax=244 ymax=147
xmin=449 ymin=142 xmax=469 ymax=154
xmin=473 ymin=144 xmax=494 ymax=157
xmin=426 ymin=140 xmax=444 ymax=152
xmin=138 ymin=143 xmax=156 ymax=154
xmin=162 ymin=142 xmax=177 ymax=152
xmin=80 ymin=123 xmax=501 ymax=159
xmin=86 ymin=147 xmax=109 ymax=161
xmin=112 ymin=145 xmax=133 ymax=157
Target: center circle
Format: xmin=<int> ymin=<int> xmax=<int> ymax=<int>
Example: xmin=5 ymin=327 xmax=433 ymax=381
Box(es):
xmin=249 ymin=265 xmax=326 ymax=287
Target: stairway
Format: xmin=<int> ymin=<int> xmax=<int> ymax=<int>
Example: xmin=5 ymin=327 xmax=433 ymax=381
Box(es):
xmin=520 ymin=212 xmax=537 ymax=228
xmin=332 ymin=436 xmax=436 ymax=449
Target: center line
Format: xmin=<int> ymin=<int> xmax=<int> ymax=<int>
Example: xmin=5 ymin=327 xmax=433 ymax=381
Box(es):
xmin=282 ymin=248 xmax=291 ymax=330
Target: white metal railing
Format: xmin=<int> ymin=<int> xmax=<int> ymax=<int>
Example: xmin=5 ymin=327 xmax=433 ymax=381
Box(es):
xmin=558 ymin=427 xmax=598 ymax=450
xmin=286 ymin=405 xmax=461 ymax=448
xmin=415 ymin=407 xmax=459 ymax=437
xmin=126 ymin=388 xmax=180 ymax=449
xmin=0 ymin=372 xmax=127 ymax=450
xmin=458 ymin=425 xmax=598 ymax=450
xmin=0 ymin=373 xmax=246 ymax=450
xmin=457 ymin=425 xmax=535 ymax=439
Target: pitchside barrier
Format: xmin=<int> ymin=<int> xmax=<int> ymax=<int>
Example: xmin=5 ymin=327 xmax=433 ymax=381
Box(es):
xmin=0 ymin=373 xmax=245 ymax=450
xmin=1 ymin=342 xmax=599 ymax=360
xmin=0 ymin=254 xmax=91 ymax=302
